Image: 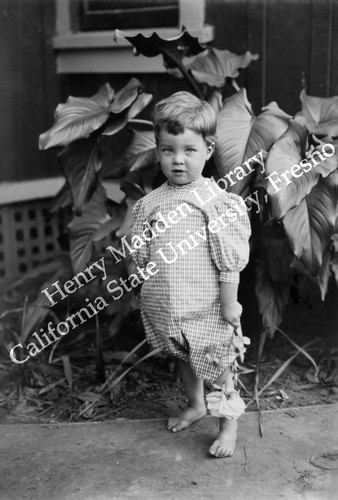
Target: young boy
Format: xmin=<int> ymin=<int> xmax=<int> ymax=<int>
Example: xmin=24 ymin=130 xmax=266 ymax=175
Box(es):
xmin=132 ymin=91 xmax=251 ymax=458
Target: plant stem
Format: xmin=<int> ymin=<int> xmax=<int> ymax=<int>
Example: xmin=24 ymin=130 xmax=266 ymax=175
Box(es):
xmin=159 ymin=47 xmax=204 ymax=99
xmin=95 ymin=315 xmax=105 ymax=383
xmin=128 ymin=119 xmax=153 ymax=127
xmin=232 ymin=79 xmax=241 ymax=92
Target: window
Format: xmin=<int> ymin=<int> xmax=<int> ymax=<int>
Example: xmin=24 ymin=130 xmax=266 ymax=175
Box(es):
xmin=53 ymin=0 xmax=214 ymax=73
xmin=80 ymin=0 xmax=180 ymax=31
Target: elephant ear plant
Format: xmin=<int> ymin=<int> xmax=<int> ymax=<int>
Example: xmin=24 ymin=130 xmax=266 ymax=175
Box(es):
xmin=12 ymin=28 xmax=338 ymax=389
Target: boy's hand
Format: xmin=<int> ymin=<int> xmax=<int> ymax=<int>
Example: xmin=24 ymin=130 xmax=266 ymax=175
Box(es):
xmin=221 ymin=300 xmax=242 ymax=330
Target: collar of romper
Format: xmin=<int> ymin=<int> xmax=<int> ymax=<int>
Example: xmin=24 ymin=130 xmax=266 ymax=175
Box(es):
xmin=167 ymin=177 xmax=206 ymax=190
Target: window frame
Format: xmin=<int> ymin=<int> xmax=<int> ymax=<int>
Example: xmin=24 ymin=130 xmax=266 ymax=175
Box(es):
xmin=53 ymin=0 xmax=214 ymax=73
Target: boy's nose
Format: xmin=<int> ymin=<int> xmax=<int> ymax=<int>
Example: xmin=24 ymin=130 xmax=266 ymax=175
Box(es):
xmin=173 ymin=153 xmax=184 ymax=164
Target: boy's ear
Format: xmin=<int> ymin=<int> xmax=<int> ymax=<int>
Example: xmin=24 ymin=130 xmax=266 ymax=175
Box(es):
xmin=206 ymin=142 xmax=215 ymax=159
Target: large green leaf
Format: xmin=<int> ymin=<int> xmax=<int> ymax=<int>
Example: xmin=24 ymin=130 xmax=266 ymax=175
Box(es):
xmin=49 ymin=182 xmax=72 ymax=213
xmin=102 ymin=92 xmax=153 ymax=136
xmin=315 ymin=244 xmax=333 ymax=300
xmin=283 ymin=175 xmax=338 ymax=274
xmin=39 ymin=83 xmax=116 ymax=149
xmin=68 ymin=184 xmax=112 ymax=273
xmin=114 ymin=29 xmax=206 ymax=68
xmin=208 ymin=91 xmax=223 ymax=114
xmin=39 ymin=79 xmax=144 ymax=150
xmin=265 ymin=121 xmax=338 ymax=219
xmin=58 ymin=138 xmax=102 ymax=216
xmin=115 ymin=163 xmax=163 ymax=239
xmin=109 ymin=78 xmax=143 ymax=114
xmin=113 ymin=129 xmax=158 ymax=175
xmin=170 ymin=48 xmax=259 ymax=88
xmin=294 ymin=89 xmax=338 ymax=136
xmin=255 ymin=264 xmax=291 ymax=337
xmin=255 ymin=221 xmax=295 ymax=336
xmin=294 ymin=242 xmax=333 ymax=301
xmin=94 ymin=203 xmax=127 ymax=240
xmin=255 ymin=270 xmax=290 ymax=337
xmin=115 ymin=183 xmax=146 ymax=240
xmin=215 ymin=88 xmax=291 ymax=197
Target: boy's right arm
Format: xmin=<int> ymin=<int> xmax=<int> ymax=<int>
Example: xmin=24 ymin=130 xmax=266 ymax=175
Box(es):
xmin=219 ymin=281 xmax=242 ymax=329
xmin=130 ymin=198 xmax=149 ymax=268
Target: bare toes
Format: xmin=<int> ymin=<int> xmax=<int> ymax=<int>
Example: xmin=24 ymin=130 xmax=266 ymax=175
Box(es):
xmin=209 ymin=441 xmax=219 ymax=457
xmin=209 ymin=439 xmax=235 ymax=458
xmin=209 ymin=440 xmax=223 ymax=458
xmin=167 ymin=406 xmax=206 ymax=433
xmin=167 ymin=417 xmax=187 ymax=432
xmin=210 ymin=446 xmax=232 ymax=458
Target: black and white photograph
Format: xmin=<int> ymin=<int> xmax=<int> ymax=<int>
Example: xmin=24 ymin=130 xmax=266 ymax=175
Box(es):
xmin=0 ymin=0 xmax=337 ymax=498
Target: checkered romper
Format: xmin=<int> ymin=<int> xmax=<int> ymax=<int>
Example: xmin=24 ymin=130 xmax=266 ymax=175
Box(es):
xmin=132 ymin=177 xmax=251 ymax=386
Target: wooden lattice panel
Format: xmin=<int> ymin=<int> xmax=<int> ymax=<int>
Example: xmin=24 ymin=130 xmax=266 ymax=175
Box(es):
xmin=0 ymin=199 xmax=63 ymax=287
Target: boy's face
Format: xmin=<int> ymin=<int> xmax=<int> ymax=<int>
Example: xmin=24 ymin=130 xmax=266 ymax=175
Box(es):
xmin=158 ymin=128 xmax=214 ymax=185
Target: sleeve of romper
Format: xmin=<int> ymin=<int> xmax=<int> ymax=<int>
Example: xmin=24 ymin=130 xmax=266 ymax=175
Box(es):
xmin=208 ymin=192 xmax=251 ymax=284
xmin=131 ymin=198 xmax=150 ymax=268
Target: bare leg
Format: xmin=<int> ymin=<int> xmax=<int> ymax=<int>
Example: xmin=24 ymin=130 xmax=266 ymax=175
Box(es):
xmin=167 ymin=360 xmax=207 ymax=433
xmin=208 ymin=369 xmax=238 ymax=458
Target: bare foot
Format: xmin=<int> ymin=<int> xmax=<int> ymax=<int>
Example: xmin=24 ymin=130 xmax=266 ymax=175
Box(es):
xmin=167 ymin=405 xmax=207 ymax=433
xmin=209 ymin=418 xmax=237 ymax=458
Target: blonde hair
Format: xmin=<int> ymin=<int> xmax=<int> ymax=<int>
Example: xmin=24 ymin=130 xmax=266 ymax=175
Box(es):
xmin=153 ymin=91 xmax=217 ymax=144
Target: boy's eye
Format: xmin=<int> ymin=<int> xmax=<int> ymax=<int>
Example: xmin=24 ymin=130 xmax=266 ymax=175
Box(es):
xmin=186 ymin=148 xmax=196 ymax=153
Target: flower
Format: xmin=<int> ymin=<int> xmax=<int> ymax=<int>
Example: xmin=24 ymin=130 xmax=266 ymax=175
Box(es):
xmin=232 ymin=334 xmax=251 ymax=362
xmin=206 ymin=389 xmax=246 ymax=419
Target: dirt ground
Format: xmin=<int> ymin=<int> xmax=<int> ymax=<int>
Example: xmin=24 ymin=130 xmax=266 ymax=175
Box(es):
xmin=1 ymin=286 xmax=338 ymax=499
xmin=0 ymin=404 xmax=337 ymax=500
xmin=1 ymin=299 xmax=338 ymax=425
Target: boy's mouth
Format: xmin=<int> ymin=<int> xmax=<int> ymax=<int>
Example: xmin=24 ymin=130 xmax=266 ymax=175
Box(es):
xmin=172 ymin=169 xmax=185 ymax=173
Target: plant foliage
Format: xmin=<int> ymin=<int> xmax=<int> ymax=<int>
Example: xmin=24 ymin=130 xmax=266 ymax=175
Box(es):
xmin=35 ymin=28 xmax=338 ymax=348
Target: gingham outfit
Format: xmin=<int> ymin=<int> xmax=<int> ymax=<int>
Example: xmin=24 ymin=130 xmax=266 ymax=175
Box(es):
xmin=132 ymin=177 xmax=251 ymax=386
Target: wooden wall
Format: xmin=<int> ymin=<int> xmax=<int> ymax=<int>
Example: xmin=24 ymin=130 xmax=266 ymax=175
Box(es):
xmin=0 ymin=0 xmax=60 ymax=183
xmin=206 ymin=0 xmax=337 ymax=115
xmin=1 ymin=0 xmax=337 ymax=183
